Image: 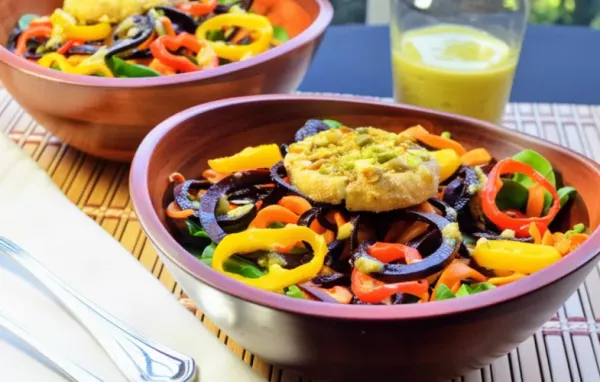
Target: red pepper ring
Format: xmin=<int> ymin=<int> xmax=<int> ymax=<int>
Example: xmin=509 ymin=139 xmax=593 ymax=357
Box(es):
xmin=503 ymin=208 xmax=528 ymax=219
xmin=351 ymin=269 xmax=429 ymax=304
xmin=56 ymin=39 xmax=83 ymax=55
xmin=29 ymin=19 xmax=53 ymax=29
xmin=367 ymin=242 xmax=422 ymax=264
xmin=150 ymin=33 xmax=218 ymax=73
xmin=176 ymin=0 xmax=218 ymax=17
xmin=15 ymin=25 xmax=52 ymax=56
xmin=481 ymin=158 xmax=561 ymax=237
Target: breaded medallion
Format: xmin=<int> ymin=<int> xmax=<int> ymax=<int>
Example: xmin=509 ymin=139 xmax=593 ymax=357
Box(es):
xmin=64 ymin=0 xmax=174 ymax=24
xmin=284 ymin=126 xmax=440 ymax=212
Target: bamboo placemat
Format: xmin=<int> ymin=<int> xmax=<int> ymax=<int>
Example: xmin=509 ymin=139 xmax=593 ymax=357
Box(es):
xmin=2 ymin=88 xmax=600 ymax=382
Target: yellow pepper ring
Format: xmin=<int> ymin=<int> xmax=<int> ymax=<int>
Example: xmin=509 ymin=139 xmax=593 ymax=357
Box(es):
xmin=73 ymin=62 xmax=114 ymax=77
xmin=38 ymin=53 xmax=69 ymax=70
xmin=63 ymin=22 xmax=112 ymax=41
xmin=38 ymin=53 xmax=114 ymax=78
xmin=195 ymin=13 xmax=273 ymax=62
xmin=430 ymin=149 xmax=462 ymax=182
xmin=212 ymin=224 xmax=328 ymax=292
xmin=208 ymin=143 xmax=283 ymax=173
xmin=66 ymin=54 xmax=88 ymax=66
xmin=472 ymin=239 xmax=561 ymax=275
xmin=50 ymin=8 xmax=112 ymax=41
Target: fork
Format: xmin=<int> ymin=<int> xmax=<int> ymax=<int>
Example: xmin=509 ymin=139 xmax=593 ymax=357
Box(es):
xmin=0 ymin=237 xmax=196 ymax=382
xmin=0 ymin=310 xmax=103 ymax=381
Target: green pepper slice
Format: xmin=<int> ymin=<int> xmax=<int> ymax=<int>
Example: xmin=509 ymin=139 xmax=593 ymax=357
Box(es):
xmin=105 ymin=56 xmax=161 ymax=78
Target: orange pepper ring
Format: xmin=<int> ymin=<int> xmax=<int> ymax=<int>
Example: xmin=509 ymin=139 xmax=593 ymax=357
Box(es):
xmin=176 ymin=0 xmax=218 ymax=16
xmin=150 ymin=34 xmax=216 ymax=73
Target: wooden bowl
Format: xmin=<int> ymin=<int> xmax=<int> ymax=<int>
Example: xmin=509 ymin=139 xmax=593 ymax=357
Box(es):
xmin=130 ymin=95 xmax=600 ymax=382
xmin=0 ymin=0 xmax=333 ymax=162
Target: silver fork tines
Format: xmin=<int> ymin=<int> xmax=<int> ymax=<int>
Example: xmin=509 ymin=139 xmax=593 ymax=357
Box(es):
xmin=0 ymin=237 xmax=196 ymax=382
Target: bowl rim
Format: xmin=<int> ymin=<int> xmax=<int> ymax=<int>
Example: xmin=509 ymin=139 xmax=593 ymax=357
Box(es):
xmin=0 ymin=0 xmax=333 ymax=88
xmin=130 ymin=94 xmax=600 ymax=320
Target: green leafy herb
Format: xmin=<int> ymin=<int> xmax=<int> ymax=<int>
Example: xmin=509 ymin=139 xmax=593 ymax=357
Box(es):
xmin=462 ymin=233 xmax=477 ymax=245
xmin=206 ymin=30 xmax=226 ymax=41
xmin=285 ymin=285 xmax=305 ymax=299
xmin=198 ymin=243 xmax=217 ymax=266
xmin=268 ymin=222 xmax=286 ymax=229
xmin=541 ymin=185 xmax=577 ymax=215
xmin=323 ymin=119 xmax=343 ymax=129
xmin=512 ymin=149 xmax=563 ymax=212
xmin=272 ymin=26 xmax=290 ymax=43
xmin=435 ymin=284 xmax=456 ymax=301
xmin=558 ymin=186 xmax=577 ymax=207
xmin=435 ymin=282 xmax=496 ymax=301
xmin=512 ymin=149 xmax=556 ymax=187
xmin=185 ymin=220 xmax=210 ymax=239
xmin=198 ymin=242 xmax=265 ymax=278
xmin=565 ymin=223 xmax=586 ymax=238
xmin=495 ymin=178 xmax=528 ymax=211
xmin=470 ymin=282 xmax=496 ymax=293
xmin=106 ymin=56 xmax=160 ymax=78
xmin=224 ymin=256 xmax=265 ymax=278
xmin=441 ymin=131 xmax=451 ymax=139
xmin=455 ymin=284 xmax=471 ymax=297
xmin=18 ymin=14 xmax=39 ymax=30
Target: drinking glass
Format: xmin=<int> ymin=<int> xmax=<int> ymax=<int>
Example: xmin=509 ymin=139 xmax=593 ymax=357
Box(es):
xmin=390 ymin=0 xmax=530 ymax=124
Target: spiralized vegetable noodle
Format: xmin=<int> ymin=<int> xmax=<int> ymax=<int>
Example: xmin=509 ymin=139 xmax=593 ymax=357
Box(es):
xmin=6 ymin=0 xmax=296 ymax=78
xmin=164 ymin=119 xmax=588 ymax=305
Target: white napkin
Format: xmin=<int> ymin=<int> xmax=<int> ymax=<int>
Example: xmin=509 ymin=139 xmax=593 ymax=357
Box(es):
xmin=0 ymin=135 xmax=265 ymax=382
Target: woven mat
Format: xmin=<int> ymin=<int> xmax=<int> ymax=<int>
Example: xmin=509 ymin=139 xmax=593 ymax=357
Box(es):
xmin=2 ymin=88 xmax=600 ymax=382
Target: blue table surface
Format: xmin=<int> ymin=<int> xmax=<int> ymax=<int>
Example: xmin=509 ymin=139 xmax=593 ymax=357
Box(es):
xmin=298 ymin=24 xmax=600 ymax=105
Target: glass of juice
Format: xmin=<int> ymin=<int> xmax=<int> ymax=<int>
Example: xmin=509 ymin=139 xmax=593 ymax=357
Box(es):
xmin=390 ymin=0 xmax=530 ymax=124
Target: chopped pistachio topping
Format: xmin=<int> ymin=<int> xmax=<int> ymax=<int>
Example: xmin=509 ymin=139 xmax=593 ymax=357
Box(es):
xmin=258 ymin=252 xmax=287 ymax=268
xmin=337 ymin=222 xmax=354 ymax=240
xmin=286 ymin=126 xmax=429 ymax=180
xmin=216 ymin=196 xmax=230 ymax=215
xmin=355 ymin=134 xmax=373 ymax=147
xmin=500 ymin=229 xmax=516 ymax=239
xmin=475 ymin=165 xmax=488 ymax=185
xmin=355 ymin=256 xmax=384 ymax=274
xmin=442 ymin=222 xmax=462 ymax=243
xmin=283 ymin=125 xmax=441 ymax=211
xmin=377 ymin=152 xmax=397 ymax=164
xmin=226 ymin=203 xmax=254 ymax=217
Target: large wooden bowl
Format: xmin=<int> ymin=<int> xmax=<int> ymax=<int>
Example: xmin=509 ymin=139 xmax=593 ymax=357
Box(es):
xmin=130 ymin=95 xmax=600 ymax=382
xmin=0 ymin=0 xmax=332 ymax=162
